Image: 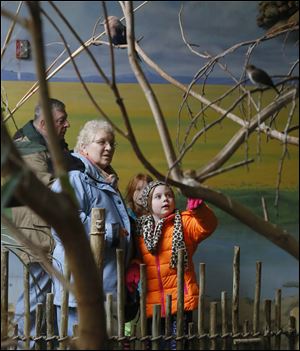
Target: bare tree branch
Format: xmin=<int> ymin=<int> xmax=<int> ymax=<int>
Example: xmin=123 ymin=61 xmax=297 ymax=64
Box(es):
xmin=26 ymin=2 xmax=68 ymax=181
xmin=166 ymin=178 xmax=299 ymax=260
xmin=196 ymin=89 xmax=298 ymax=179
xmin=1 ymin=1 xmax=23 ymax=58
xmin=3 ymin=1 xmax=149 ymax=122
xmin=1 ymin=6 xmax=28 ymax=29
xmin=124 ymin=2 xmax=182 ymax=182
xmin=197 ymin=159 xmax=255 ymax=182
xmin=135 ymin=43 xmax=298 ymax=147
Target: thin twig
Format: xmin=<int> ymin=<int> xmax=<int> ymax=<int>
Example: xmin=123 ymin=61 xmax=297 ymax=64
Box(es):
xmin=275 ymin=89 xmax=298 ymax=210
xmin=101 ymin=2 xmax=116 ymax=87
xmin=1 ymin=6 xmax=28 ymax=29
xmin=1 ymin=1 xmax=23 ymax=58
xmin=135 ymin=43 xmax=298 ymax=147
xmin=3 ymin=1 xmax=149 ymax=122
xmin=196 ymin=89 xmax=297 ymax=178
xmin=197 ymin=158 xmax=255 ymax=182
xmin=261 ymin=197 xmax=269 ymax=222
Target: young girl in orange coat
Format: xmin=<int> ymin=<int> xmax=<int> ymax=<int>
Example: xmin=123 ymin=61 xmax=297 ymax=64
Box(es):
xmin=127 ymin=180 xmax=218 ymax=348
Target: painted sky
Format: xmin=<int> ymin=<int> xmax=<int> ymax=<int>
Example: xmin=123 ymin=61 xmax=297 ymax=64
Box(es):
xmin=1 ymin=1 xmax=298 ymax=81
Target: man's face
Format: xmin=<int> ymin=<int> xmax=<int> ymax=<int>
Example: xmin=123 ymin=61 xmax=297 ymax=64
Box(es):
xmin=52 ymin=108 xmax=70 ymax=139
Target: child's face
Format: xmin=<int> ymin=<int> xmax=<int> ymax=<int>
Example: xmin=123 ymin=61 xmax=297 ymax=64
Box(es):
xmin=151 ymin=185 xmax=175 ymax=220
xmin=133 ymin=179 xmax=148 ymax=208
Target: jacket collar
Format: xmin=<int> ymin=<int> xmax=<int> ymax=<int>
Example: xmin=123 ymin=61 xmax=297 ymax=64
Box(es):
xmin=14 ymin=120 xmax=46 ymax=145
xmin=71 ymin=152 xmax=107 ymax=182
xmin=14 ymin=120 xmax=69 ymax=150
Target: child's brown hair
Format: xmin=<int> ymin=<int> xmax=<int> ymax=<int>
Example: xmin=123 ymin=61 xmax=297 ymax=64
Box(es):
xmin=125 ymin=173 xmax=153 ymax=213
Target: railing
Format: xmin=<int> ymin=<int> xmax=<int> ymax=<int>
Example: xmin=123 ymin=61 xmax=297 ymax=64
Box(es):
xmin=1 ymin=208 xmax=298 ymax=350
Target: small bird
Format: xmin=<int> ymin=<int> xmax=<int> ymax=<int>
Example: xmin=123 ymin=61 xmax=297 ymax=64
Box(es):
xmin=246 ymin=64 xmax=280 ymax=94
xmin=104 ymin=16 xmax=127 ymax=45
xmin=103 ymin=16 xmax=142 ymax=62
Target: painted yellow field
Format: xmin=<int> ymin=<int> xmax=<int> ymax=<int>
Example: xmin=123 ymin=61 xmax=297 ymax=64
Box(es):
xmin=2 ymin=80 xmax=298 ymax=192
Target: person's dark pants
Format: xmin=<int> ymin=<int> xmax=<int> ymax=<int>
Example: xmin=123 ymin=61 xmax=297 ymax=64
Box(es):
xmin=146 ymin=311 xmax=193 ymax=350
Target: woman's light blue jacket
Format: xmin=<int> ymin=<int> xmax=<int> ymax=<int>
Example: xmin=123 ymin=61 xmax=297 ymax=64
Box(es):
xmin=51 ymin=153 xmax=132 ymax=307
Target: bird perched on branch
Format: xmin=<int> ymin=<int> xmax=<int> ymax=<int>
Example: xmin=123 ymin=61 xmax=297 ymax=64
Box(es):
xmin=104 ymin=16 xmax=127 ymax=45
xmin=246 ymin=64 xmax=280 ymax=94
xmin=103 ymin=15 xmax=142 ymax=62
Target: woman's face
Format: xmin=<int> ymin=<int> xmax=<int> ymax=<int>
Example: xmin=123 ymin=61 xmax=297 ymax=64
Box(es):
xmin=84 ymin=129 xmax=115 ymax=169
xmin=151 ymin=185 xmax=175 ymax=221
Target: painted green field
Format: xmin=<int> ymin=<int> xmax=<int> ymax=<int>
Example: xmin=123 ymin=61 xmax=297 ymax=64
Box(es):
xmin=3 ymin=81 xmax=298 ymax=192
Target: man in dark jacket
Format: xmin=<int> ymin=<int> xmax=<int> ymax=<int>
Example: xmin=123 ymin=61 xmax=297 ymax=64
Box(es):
xmin=12 ymin=98 xmax=71 ymax=345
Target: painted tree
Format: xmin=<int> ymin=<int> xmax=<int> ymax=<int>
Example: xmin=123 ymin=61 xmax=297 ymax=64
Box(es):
xmin=1 ymin=1 xmax=299 ymax=348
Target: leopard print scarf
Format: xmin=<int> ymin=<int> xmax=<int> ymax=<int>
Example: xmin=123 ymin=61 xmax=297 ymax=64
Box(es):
xmin=137 ymin=209 xmax=188 ymax=269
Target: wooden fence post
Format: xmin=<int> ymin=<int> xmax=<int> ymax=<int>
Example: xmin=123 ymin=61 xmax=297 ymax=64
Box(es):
xmin=105 ymin=293 xmax=113 ymax=339
xmin=59 ymin=261 xmax=70 ymax=350
xmin=140 ymin=264 xmax=148 ymax=350
xmin=275 ymin=289 xmax=281 ymax=350
xmin=24 ymin=264 xmax=30 ymax=350
xmin=130 ymin=322 xmax=137 ymax=351
xmin=1 ymin=249 xmax=9 ymax=346
xmin=117 ymin=249 xmax=125 ymax=345
xmin=89 ymin=208 xmax=106 ymax=347
xmin=46 ymin=293 xmax=55 ymax=350
xmin=221 ymin=291 xmax=229 ymax=350
xmin=288 ymin=315 xmax=297 ymax=350
xmin=177 ymin=248 xmax=185 ymax=350
xmin=253 ymin=261 xmax=262 ymax=335
xmin=72 ymin=323 xmax=78 ymax=337
xmin=165 ymin=294 xmax=172 ymax=348
xmin=13 ymin=324 xmax=18 ymax=350
xmin=210 ymin=302 xmax=218 ymax=350
xmin=243 ymin=319 xmax=250 ymax=347
xmin=34 ymin=303 xmax=43 ymax=350
xmin=188 ymin=322 xmax=195 ymax=350
xmin=264 ymin=299 xmax=272 ymax=350
xmin=198 ymin=262 xmax=206 ymax=349
xmin=232 ymin=246 xmax=240 ymax=338
xmin=4 ymin=240 xmax=297 ymax=351
xmin=72 ymin=323 xmax=78 ymax=346
xmin=90 ymin=208 xmax=105 ymax=279
xmin=152 ymin=304 xmax=161 ymax=350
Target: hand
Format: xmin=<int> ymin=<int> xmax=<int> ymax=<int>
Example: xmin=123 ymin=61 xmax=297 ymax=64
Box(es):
xmin=125 ymin=263 xmax=140 ymax=293
xmin=186 ymin=197 xmax=203 ymax=210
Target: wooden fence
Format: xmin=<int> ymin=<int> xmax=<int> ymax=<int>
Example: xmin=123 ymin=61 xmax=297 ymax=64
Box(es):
xmin=1 ymin=208 xmax=299 ymax=350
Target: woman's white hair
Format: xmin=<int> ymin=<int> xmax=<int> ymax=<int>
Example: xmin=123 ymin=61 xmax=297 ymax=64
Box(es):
xmin=74 ymin=119 xmax=114 ymax=152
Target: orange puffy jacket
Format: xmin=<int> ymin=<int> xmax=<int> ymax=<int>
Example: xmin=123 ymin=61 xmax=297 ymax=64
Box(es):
xmin=135 ymin=203 xmax=218 ymax=318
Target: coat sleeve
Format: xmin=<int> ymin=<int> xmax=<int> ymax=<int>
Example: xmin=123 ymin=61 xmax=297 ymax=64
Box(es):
xmin=51 ymin=172 xmax=120 ymax=246
xmin=23 ymin=151 xmax=55 ymax=187
xmin=184 ymin=203 xmax=218 ymax=243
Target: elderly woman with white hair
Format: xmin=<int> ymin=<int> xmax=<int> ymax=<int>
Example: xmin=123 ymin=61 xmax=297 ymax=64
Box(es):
xmin=51 ymin=119 xmax=132 ymax=335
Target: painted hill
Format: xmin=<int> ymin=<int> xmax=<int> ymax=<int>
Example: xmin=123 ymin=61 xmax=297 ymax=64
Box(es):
xmin=1 ymin=69 xmax=233 ymax=85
